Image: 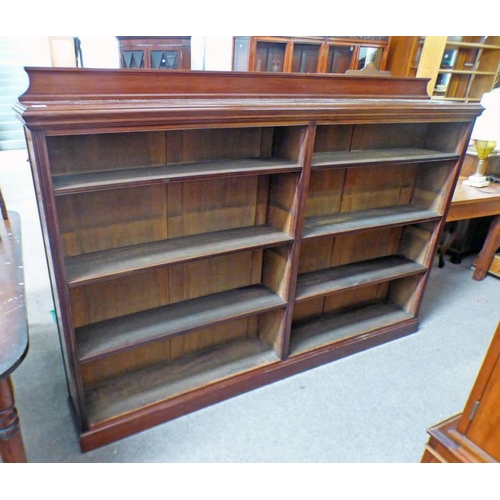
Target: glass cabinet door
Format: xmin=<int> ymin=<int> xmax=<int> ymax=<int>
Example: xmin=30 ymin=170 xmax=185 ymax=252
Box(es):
xmin=356 ymin=46 xmax=385 ymax=70
xmin=291 ymin=43 xmax=321 ymax=73
xmin=255 ymin=41 xmax=287 ymax=72
xmin=233 ymin=37 xmax=250 ymax=71
xmin=150 ymin=50 xmax=179 ymax=69
xmin=326 ymin=45 xmax=354 ymax=73
xmin=122 ymin=50 xmax=145 ymax=69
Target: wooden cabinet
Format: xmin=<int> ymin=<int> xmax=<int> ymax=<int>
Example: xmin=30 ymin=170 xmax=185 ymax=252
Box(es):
xmin=422 ymin=321 xmax=500 ymax=462
xmin=233 ymin=36 xmax=390 ymax=74
xmin=117 ymin=36 xmax=191 ymax=70
xmin=15 ymin=68 xmax=481 ymax=452
xmin=387 ymin=36 xmax=500 ymax=102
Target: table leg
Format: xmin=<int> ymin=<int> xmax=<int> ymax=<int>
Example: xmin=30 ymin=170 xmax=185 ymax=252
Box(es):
xmin=473 ymin=215 xmax=500 ymax=281
xmin=0 ymin=377 xmax=27 ymax=463
xmin=438 ymin=222 xmax=458 ymax=268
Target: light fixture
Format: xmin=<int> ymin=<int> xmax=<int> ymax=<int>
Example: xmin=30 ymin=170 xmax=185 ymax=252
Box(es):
xmin=463 ymin=139 xmax=497 ymax=188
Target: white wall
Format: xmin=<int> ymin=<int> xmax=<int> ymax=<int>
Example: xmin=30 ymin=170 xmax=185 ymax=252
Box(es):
xmin=191 ymin=36 xmax=233 ymax=71
xmin=77 ymin=36 xmax=233 ymax=71
xmin=79 ymin=36 xmax=120 ymax=68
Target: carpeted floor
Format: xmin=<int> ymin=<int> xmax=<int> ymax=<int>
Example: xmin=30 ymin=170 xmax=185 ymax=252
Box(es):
xmin=1 ymin=148 xmax=499 ymax=463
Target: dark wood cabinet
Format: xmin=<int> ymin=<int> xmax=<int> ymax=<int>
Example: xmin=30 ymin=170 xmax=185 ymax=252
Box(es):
xmin=117 ymin=36 xmax=191 ymax=70
xmin=233 ymin=36 xmax=390 ymax=74
xmin=15 ymin=68 xmax=481 ymax=452
xmin=423 ymin=321 xmax=500 ymax=462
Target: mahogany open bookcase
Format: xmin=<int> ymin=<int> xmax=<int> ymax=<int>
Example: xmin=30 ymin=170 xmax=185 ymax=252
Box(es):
xmin=15 ymin=68 xmax=482 ymax=451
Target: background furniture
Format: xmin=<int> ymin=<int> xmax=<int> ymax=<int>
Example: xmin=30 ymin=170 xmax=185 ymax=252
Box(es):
xmin=233 ymin=36 xmax=390 ymax=74
xmin=117 ymin=36 xmax=191 ymax=70
xmin=439 ymin=151 xmax=500 ymax=267
xmin=15 ymin=68 xmax=481 ymax=451
xmin=422 ymin=321 xmax=500 ymax=462
xmin=439 ymin=166 xmax=500 ymax=280
xmin=387 ymin=36 xmax=500 ymax=101
xmin=0 ymin=211 xmax=28 ymax=463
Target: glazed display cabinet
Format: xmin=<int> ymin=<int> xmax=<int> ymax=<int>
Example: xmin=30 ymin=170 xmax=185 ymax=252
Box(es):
xmin=233 ymin=36 xmax=389 ymax=74
xmin=15 ymin=68 xmax=482 ymax=451
xmin=117 ymin=36 xmax=191 ymax=70
xmin=387 ymin=36 xmax=500 ymax=102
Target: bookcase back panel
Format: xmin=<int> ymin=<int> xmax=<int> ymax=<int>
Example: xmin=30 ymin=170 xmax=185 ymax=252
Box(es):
xmin=314 ymin=122 xmax=468 ymax=153
xmin=56 ymin=185 xmax=168 ymax=257
xmin=412 ymin=160 xmax=456 ymax=213
xmin=267 ymin=173 xmax=300 ymax=235
xmin=292 ymin=282 xmax=388 ymax=324
xmin=305 ymin=169 xmax=345 ymax=218
xmin=48 ymin=126 xmax=304 ymax=182
xmin=165 ymin=176 xmax=263 ymax=238
xmin=323 ymin=283 xmax=389 ymax=316
xmin=70 ymin=251 xmax=263 ymax=327
xmin=298 ymin=227 xmax=402 ymax=274
xmin=47 ymin=132 xmax=167 ymax=175
xmin=388 ymin=274 xmax=425 ymax=315
xmin=166 ymin=128 xmax=271 ymax=163
xmin=313 ymin=125 xmax=353 ymax=153
xmin=56 ymin=173 xmax=295 ymax=258
xmin=424 ymin=123 xmax=469 ymax=153
xmin=81 ymin=315 xmax=264 ymax=389
xmin=340 ymin=165 xmax=417 ymax=212
xmin=351 ymin=124 xmax=428 ymax=150
xmin=398 ymin=222 xmax=439 ymax=266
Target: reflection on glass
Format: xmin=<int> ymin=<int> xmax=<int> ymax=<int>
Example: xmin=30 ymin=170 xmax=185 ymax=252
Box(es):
xmin=150 ymin=51 xmax=178 ymax=70
xmin=122 ymin=51 xmax=144 ymax=69
xmin=356 ymin=47 xmax=384 ymax=70
xmin=441 ymin=49 xmax=457 ymax=69
xmin=255 ymin=42 xmax=286 ymax=72
xmin=326 ymin=45 xmax=354 ymax=73
xmin=233 ymin=37 xmax=250 ymax=71
xmin=292 ymin=44 xmax=320 ymax=73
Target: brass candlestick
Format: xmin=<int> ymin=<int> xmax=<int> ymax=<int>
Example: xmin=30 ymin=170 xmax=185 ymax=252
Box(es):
xmin=464 ymin=139 xmax=497 ymax=188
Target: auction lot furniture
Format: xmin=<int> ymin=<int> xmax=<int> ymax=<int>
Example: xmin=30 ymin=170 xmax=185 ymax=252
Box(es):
xmin=441 ymin=176 xmax=500 ymax=280
xmin=14 ymin=68 xmax=481 ymax=451
xmin=387 ymin=36 xmax=500 ymax=103
xmin=422 ymin=322 xmax=500 ymax=463
xmin=233 ymin=36 xmax=390 ymax=74
xmin=0 ymin=211 xmax=28 ymax=463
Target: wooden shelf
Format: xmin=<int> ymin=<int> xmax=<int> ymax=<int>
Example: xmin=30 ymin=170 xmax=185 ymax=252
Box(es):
xmin=290 ymin=302 xmax=413 ymax=356
xmin=437 ymin=69 xmax=497 ymax=76
xmin=77 ymin=284 xmax=285 ymax=363
xmin=52 ymin=158 xmax=301 ymax=195
xmin=302 ymin=205 xmax=441 ymax=240
xmin=65 ymin=225 xmax=293 ymax=287
xmin=85 ymin=337 xmax=280 ymax=425
xmin=295 ymin=255 xmax=426 ymax=302
xmin=446 ymin=41 xmax=500 ymax=50
xmin=311 ymin=149 xmax=459 ymax=169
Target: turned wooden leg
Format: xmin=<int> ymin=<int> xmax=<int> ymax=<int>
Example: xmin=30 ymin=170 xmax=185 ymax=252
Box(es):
xmin=473 ymin=215 xmax=500 ymax=281
xmin=0 ymin=377 xmax=27 ymax=463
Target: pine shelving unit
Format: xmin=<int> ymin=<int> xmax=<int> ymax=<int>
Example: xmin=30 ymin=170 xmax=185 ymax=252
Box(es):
xmin=387 ymin=36 xmax=500 ymax=102
xmin=15 ymin=68 xmax=482 ymax=451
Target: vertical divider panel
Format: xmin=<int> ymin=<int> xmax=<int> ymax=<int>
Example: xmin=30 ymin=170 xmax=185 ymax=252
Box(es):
xmin=275 ymin=123 xmax=317 ymax=360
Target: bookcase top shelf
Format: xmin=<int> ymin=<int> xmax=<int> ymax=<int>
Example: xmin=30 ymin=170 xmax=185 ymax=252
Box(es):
xmin=15 ymin=68 xmax=483 ymax=132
